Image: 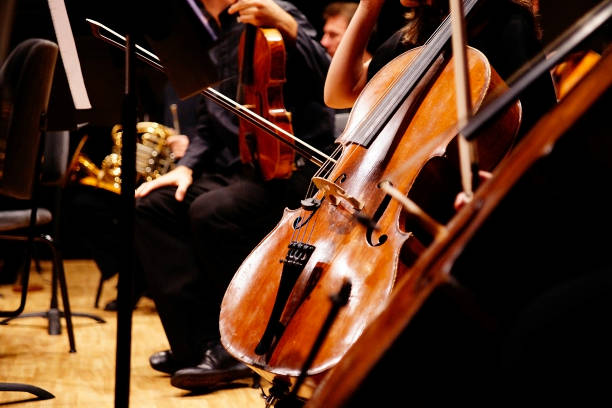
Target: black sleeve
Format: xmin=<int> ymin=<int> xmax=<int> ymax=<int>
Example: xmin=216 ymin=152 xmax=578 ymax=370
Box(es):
xmin=176 ymin=95 xmax=213 ymax=172
xmin=276 ymin=1 xmax=331 ymax=93
xmin=367 ymin=30 xmax=408 ymax=81
xmin=276 ymin=1 xmax=335 ymax=150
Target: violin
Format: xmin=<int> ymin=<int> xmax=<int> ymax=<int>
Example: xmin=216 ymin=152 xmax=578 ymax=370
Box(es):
xmin=219 ymin=0 xmax=520 ymax=399
xmin=237 ymin=24 xmax=295 ymax=180
xmin=86 ymin=19 xmax=332 ymax=170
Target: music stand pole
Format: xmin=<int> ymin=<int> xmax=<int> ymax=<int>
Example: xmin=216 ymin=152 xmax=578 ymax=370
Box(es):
xmin=107 ymin=2 xmax=223 ymax=405
xmin=115 ymin=30 xmax=136 ymax=408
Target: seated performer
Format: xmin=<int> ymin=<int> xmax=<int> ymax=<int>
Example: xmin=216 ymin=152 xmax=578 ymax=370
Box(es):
xmin=321 ymin=0 xmax=612 ymax=404
xmin=320 ymin=1 xmax=371 ymax=62
xmin=134 ymin=0 xmax=334 ymax=392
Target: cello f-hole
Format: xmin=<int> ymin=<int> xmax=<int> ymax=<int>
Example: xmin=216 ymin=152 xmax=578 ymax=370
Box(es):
xmin=365 ymin=193 xmax=391 ymax=247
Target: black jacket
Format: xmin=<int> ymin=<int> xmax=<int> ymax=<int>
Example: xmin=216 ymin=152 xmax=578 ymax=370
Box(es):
xmin=178 ymin=0 xmax=334 ymax=175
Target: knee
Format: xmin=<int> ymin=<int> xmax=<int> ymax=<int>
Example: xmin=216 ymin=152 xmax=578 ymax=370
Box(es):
xmin=134 ymin=195 xmax=156 ymax=231
xmin=135 ymin=193 xmax=154 ymax=217
xmin=134 ymin=187 xmax=175 ymax=221
xmin=187 ymin=195 xmax=236 ymax=236
xmin=187 ymin=201 xmax=215 ymax=235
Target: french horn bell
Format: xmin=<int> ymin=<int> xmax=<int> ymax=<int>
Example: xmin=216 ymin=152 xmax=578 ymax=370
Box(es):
xmin=68 ymin=122 xmax=176 ymax=194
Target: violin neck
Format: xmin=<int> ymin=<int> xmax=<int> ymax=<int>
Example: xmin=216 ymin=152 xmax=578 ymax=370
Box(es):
xmin=237 ymin=24 xmax=258 ymax=101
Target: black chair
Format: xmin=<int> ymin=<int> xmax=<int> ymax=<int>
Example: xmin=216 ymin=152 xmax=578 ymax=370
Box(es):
xmin=0 ymin=63 xmax=106 ymax=341
xmin=1 ymin=128 xmax=107 ymax=328
xmin=0 ymin=37 xmax=59 ymax=401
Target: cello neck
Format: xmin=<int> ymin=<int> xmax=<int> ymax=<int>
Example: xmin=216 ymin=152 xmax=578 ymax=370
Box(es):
xmin=348 ymin=0 xmax=480 ymax=149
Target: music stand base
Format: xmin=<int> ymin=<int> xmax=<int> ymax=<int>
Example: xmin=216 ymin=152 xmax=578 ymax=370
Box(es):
xmin=0 ymin=308 xmax=106 ymax=353
xmin=0 ymin=382 xmax=55 ymax=400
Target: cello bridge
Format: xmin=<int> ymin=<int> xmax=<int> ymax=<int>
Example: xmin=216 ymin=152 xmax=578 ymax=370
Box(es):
xmin=312 ymin=176 xmax=364 ymax=210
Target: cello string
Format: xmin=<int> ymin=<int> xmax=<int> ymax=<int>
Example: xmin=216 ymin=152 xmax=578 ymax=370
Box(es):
xmin=291 ymin=12 xmax=459 ymax=245
xmin=382 ymin=0 xmax=612 ymax=196
xmin=299 ymin=1 xmax=479 ymax=237
xmin=317 ymin=0 xmax=478 ymax=190
xmin=348 ymin=0 xmax=478 ymax=150
xmin=294 ymin=147 xmax=337 ymax=243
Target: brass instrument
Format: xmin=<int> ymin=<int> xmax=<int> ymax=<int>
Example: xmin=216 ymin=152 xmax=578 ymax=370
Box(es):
xmin=68 ymin=122 xmax=176 ymax=194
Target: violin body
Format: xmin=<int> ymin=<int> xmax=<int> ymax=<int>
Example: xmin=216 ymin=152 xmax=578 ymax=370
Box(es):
xmin=238 ymin=26 xmax=295 ymax=180
xmin=220 ymin=46 xmax=520 ymax=395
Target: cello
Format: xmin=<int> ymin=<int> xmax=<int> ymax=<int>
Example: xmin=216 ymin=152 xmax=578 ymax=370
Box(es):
xmin=304 ymin=1 xmax=612 ymax=405
xmin=219 ymin=0 xmax=521 ymax=400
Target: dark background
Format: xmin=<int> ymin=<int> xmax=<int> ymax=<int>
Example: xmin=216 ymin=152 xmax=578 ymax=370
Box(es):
xmin=1 ymin=1 xmax=611 ymax=397
xmin=0 ymin=0 xmax=608 ymax=260
xmin=1 ymin=0 xmax=406 ymax=128
xmin=2 ymin=0 xmax=605 ymax=128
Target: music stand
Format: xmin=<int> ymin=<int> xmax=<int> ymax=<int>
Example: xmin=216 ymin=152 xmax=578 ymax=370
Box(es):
xmin=0 ymin=0 xmax=106 ymax=339
xmin=112 ymin=1 xmax=219 ymax=406
xmin=137 ymin=0 xmax=219 ymax=98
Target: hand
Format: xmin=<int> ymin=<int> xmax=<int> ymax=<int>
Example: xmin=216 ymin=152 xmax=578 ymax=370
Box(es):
xmin=228 ymin=0 xmax=298 ymax=42
xmin=135 ymin=165 xmax=193 ymax=201
xmin=453 ymin=170 xmax=493 ymax=211
xmin=166 ymin=134 xmax=189 ymax=159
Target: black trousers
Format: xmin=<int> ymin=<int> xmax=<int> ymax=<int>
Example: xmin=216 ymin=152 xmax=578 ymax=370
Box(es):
xmin=134 ymin=164 xmax=310 ymax=364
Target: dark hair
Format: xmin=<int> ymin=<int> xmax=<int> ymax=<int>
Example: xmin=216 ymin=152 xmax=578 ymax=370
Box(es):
xmin=399 ymin=0 xmax=538 ymax=45
xmin=323 ymin=2 xmax=359 ymax=23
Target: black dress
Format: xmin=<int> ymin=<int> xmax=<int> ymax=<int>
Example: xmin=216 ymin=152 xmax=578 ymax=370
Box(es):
xmin=344 ymin=1 xmax=612 ymax=405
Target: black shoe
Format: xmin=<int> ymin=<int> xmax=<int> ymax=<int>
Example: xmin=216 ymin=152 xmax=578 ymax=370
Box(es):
xmin=103 ymin=298 xmax=118 ymax=311
xmin=170 ymin=343 xmax=256 ymax=391
xmin=103 ymin=295 xmax=142 ymax=311
xmin=149 ymin=350 xmax=185 ymax=375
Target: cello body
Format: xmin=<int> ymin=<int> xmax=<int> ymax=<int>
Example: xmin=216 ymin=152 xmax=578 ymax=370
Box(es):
xmin=238 ymin=26 xmax=295 ymax=180
xmin=220 ymin=46 xmax=521 ymax=395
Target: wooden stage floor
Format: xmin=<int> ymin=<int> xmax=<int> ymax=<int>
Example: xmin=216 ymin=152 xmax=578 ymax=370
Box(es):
xmin=0 ymin=259 xmax=266 ymax=407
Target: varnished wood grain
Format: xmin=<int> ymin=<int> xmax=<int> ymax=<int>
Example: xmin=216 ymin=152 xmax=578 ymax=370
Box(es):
xmin=0 ymin=259 xmax=267 ymax=407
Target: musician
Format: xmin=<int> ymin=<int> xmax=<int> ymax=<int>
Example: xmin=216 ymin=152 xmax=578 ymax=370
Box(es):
xmin=134 ymin=0 xmax=334 ymax=392
xmin=88 ymin=83 xmax=200 ymax=311
xmin=322 ymin=0 xmax=561 ymax=402
xmin=325 ymin=0 xmax=555 ymax=137
xmin=320 ymin=2 xmax=373 ymax=138
xmin=321 ymin=1 xmax=372 ymax=62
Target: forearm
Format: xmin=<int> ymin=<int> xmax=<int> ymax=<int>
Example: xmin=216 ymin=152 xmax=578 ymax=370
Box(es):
xmin=272 ymin=7 xmax=298 ymax=46
xmin=177 ymin=103 xmax=212 ymax=171
xmin=324 ymin=1 xmax=383 ymax=108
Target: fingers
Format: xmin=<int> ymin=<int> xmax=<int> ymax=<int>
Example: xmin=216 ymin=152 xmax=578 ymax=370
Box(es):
xmin=231 ymin=3 xmax=258 ymax=25
xmin=134 ymin=166 xmax=192 ymax=201
xmin=134 ymin=172 xmax=173 ymax=198
xmin=166 ymin=134 xmax=189 ymax=158
xmin=478 ymin=170 xmax=493 ymax=183
xmin=135 ymin=179 xmax=158 ymax=198
xmin=228 ymin=0 xmax=279 ymax=26
xmin=228 ymin=0 xmax=253 ymax=14
xmin=167 ymin=134 xmax=188 ymax=145
xmin=453 ymin=191 xmax=470 ymax=211
xmin=454 ymin=171 xmax=493 ymax=210
xmin=174 ymin=179 xmax=189 ymax=202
